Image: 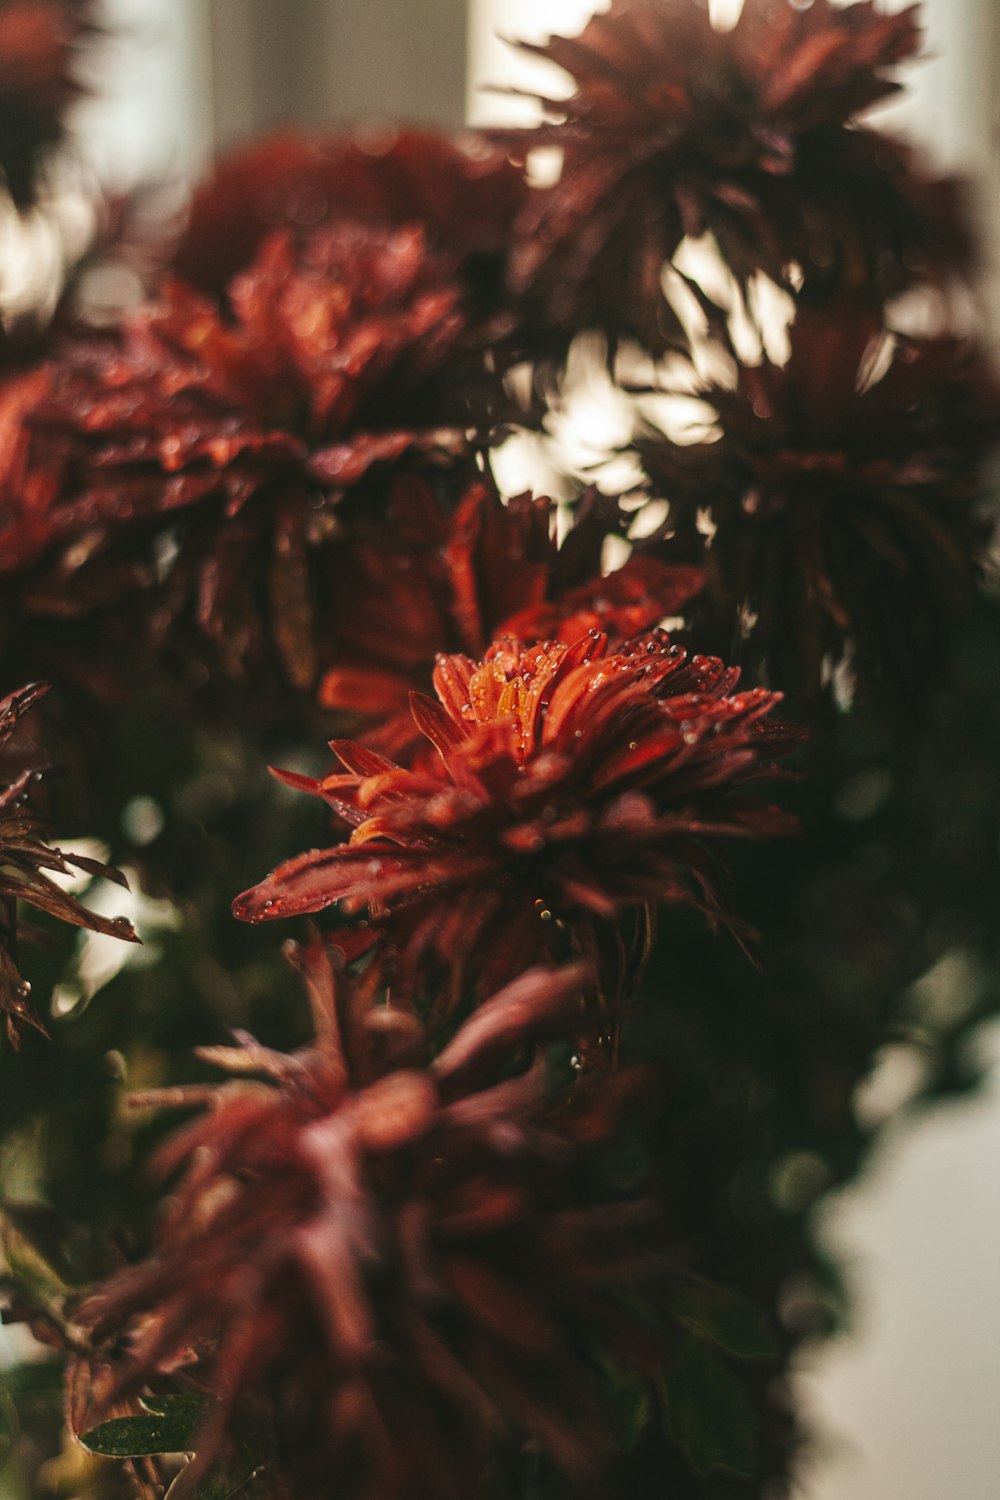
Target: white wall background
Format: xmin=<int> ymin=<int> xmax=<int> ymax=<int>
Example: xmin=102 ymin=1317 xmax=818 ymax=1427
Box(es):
xmin=73 ymin=0 xmax=212 ymax=184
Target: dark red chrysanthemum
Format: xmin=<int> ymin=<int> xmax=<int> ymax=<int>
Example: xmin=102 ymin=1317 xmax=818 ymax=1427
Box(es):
xmin=0 ymin=681 xmax=137 ymax=1044
xmin=236 ymin=632 xmax=802 ymax=1008
xmin=78 ymin=943 xmax=662 ymax=1500
xmin=170 ymin=125 xmax=526 ymax=314
xmin=0 ymin=1 xmax=96 ymax=206
xmin=320 ymin=478 xmax=703 ymax=758
xmin=639 ymin=304 xmax=999 ymax=709
xmin=0 ymin=221 xmax=483 ymax=695
xmin=502 ymin=0 xmax=970 ymax=349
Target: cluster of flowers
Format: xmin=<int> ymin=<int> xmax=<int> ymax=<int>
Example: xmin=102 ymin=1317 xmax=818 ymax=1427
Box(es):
xmin=0 ymin=2 xmax=996 ymax=1497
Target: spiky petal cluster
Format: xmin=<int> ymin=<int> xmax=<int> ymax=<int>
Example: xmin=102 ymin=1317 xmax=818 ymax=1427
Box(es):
xmin=171 ymin=125 xmax=526 ymax=313
xmin=320 ymin=479 xmax=703 ymax=758
xmin=235 ymin=632 xmax=802 ymax=1007
xmin=78 ymin=945 xmax=661 ymax=1500
xmin=640 ymin=305 xmax=998 ymax=709
xmin=0 ymin=221 xmax=479 ymax=695
xmin=504 ymin=0 xmax=968 ymax=348
xmin=0 ymin=682 xmax=137 ymax=1044
xmin=0 ymin=1 xmax=95 ymax=206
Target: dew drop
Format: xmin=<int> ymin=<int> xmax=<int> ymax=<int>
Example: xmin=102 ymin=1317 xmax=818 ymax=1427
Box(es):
xmin=16 ymin=981 xmax=31 ymax=997
xmin=111 ymin=916 xmax=135 ymax=936
xmin=628 ymin=741 xmax=638 ymax=751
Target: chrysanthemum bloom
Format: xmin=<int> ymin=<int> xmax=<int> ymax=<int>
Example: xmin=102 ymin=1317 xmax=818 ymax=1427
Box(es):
xmin=171 ymin=126 xmax=526 ymax=315
xmin=0 ymin=220 xmax=483 ymax=695
xmin=0 ymin=681 xmax=137 ymax=1044
xmin=639 ymin=305 xmax=999 ymax=709
xmin=0 ymin=1 xmax=95 ymax=206
xmin=502 ymin=0 xmax=970 ymax=349
xmin=320 ymin=478 xmax=704 ymax=758
xmin=235 ymin=632 xmax=801 ymax=1008
xmin=77 ymin=945 xmax=663 ymax=1500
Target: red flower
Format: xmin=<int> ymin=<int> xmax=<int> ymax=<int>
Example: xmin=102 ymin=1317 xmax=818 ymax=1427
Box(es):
xmin=639 ymin=304 xmax=999 ymax=709
xmin=0 ymin=681 xmax=138 ymax=1045
xmin=171 ymin=125 xmax=526 ymax=313
xmin=235 ymin=632 xmax=802 ymax=1009
xmin=319 ymin=478 xmax=704 ymax=759
xmin=0 ymin=2 xmax=95 ymax=206
xmin=78 ymin=944 xmax=662 ymax=1500
xmin=502 ymin=0 xmax=969 ymax=349
xmin=0 ymin=221 xmax=482 ymax=696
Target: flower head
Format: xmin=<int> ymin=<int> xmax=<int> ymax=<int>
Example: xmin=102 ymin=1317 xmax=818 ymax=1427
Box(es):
xmin=236 ymin=632 xmax=801 ymax=1008
xmin=639 ymin=304 xmax=999 ymax=709
xmin=0 ymin=221 xmax=482 ymax=696
xmin=171 ymin=125 xmax=526 ymax=315
xmin=0 ymin=1 xmax=95 ymax=206
xmin=319 ymin=479 xmax=703 ymax=759
xmin=503 ymin=0 xmax=969 ymax=348
xmin=78 ymin=943 xmax=661 ymax=1500
xmin=0 ymin=681 xmax=138 ymax=1044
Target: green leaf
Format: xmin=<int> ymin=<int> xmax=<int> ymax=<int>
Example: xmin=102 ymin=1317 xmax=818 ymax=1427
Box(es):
xmin=596 ymin=1356 xmax=650 ymax=1452
xmin=0 ymin=1386 xmax=17 ymax=1460
xmin=0 ymin=1205 xmax=73 ymax=1305
xmin=163 ymin=1455 xmax=262 ymax=1500
xmin=594 ymin=1127 xmax=652 ymax=1196
xmin=0 ymin=1360 xmax=65 ymax=1399
xmin=659 ymin=1334 xmax=757 ymax=1479
xmin=0 ymin=1358 xmax=65 ymax=1463
xmin=79 ymin=1394 xmax=211 ymax=1457
xmin=182 ymin=1484 xmax=233 ymax=1500
xmin=668 ymin=1280 xmax=778 ymax=1360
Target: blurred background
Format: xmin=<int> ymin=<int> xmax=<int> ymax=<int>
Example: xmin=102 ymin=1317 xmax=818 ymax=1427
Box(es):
xmin=12 ymin=2 xmax=1000 ymax=1497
